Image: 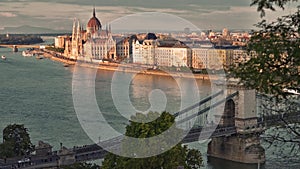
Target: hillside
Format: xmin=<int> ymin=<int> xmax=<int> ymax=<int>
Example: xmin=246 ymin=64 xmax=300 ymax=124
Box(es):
xmin=0 ymin=25 xmax=69 ymax=34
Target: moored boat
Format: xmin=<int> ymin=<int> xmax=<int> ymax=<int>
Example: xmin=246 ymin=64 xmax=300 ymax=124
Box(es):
xmin=36 ymin=55 xmax=44 ymax=60
xmin=22 ymin=50 xmax=34 ymax=57
xmin=1 ymin=55 xmax=6 ymax=60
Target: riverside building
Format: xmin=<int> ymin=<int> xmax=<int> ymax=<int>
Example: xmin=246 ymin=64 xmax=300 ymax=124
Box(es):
xmin=132 ymin=33 xmax=192 ymax=68
xmin=63 ymin=7 xmax=116 ymax=62
xmin=58 ymin=10 xmax=252 ymax=70
xmin=192 ymin=47 xmax=252 ymax=70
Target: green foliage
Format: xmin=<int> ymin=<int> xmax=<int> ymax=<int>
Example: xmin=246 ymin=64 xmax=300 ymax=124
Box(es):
xmin=186 ymin=149 xmax=203 ymax=169
xmin=0 ymin=141 xmax=14 ymax=158
xmin=231 ymin=0 xmax=300 ymax=156
xmin=251 ymin=0 xmax=298 ymax=17
xmin=0 ymin=124 xmax=34 ymax=158
xmin=231 ymin=6 xmax=300 ymax=98
xmin=62 ymin=162 xmax=100 ymax=169
xmin=125 ymin=112 xmax=174 ymax=137
xmin=102 ymin=112 xmax=202 ymax=169
xmin=46 ymin=46 xmax=64 ymax=53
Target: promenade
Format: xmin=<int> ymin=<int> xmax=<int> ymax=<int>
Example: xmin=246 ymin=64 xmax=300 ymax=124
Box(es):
xmin=42 ymin=49 xmax=221 ymax=81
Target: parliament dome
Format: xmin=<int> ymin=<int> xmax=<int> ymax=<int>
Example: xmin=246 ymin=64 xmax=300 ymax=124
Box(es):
xmin=87 ymin=8 xmax=102 ymax=32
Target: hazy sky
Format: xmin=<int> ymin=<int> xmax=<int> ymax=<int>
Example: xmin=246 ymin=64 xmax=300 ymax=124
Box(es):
xmin=0 ymin=0 xmax=297 ymax=31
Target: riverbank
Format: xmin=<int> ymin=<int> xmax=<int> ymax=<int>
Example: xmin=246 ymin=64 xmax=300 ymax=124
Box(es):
xmin=103 ymin=63 xmax=217 ymax=80
xmin=43 ymin=50 xmax=221 ymax=81
xmin=42 ymin=50 xmax=76 ymax=65
xmin=50 ymin=55 xmax=76 ymax=65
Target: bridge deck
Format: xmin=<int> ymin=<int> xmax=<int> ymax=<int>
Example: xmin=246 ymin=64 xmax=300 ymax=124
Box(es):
xmin=0 ymin=44 xmax=41 ymax=48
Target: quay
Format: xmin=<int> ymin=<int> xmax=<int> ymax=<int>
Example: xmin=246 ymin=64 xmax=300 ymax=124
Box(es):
xmin=39 ymin=49 xmax=219 ymax=81
xmin=42 ymin=50 xmax=76 ymax=65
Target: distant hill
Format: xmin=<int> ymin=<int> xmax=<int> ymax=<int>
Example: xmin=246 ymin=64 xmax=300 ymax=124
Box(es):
xmin=0 ymin=25 xmax=70 ymax=34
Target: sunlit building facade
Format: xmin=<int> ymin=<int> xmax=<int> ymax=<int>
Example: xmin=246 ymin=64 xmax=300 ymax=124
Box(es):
xmin=132 ymin=34 xmax=191 ymax=67
xmin=64 ymin=7 xmax=116 ymax=61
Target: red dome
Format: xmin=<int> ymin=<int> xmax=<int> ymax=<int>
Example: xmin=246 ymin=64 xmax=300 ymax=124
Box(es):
xmin=87 ymin=17 xmax=101 ymax=29
xmin=87 ymin=7 xmax=102 ymax=30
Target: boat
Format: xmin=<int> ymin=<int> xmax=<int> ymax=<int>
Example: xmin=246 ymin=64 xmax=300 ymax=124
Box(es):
xmin=1 ymin=55 xmax=6 ymax=60
xmin=36 ymin=55 xmax=44 ymax=60
xmin=63 ymin=63 xmax=69 ymax=67
xmin=22 ymin=50 xmax=34 ymax=57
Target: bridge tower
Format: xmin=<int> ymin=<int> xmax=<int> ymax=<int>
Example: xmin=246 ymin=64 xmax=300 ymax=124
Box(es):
xmin=207 ymin=79 xmax=265 ymax=164
xmin=12 ymin=45 xmax=18 ymax=52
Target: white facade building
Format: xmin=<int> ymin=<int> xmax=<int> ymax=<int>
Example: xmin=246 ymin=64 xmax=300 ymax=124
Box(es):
xmin=132 ymin=39 xmax=157 ymax=65
xmin=192 ymin=48 xmax=209 ymax=69
xmin=155 ymin=47 xmax=190 ymax=67
xmin=116 ymin=37 xmax=130 ymax=60
xmin=192 ymin=48 xmax=233 ymax=70
xmin=132 ymin=39 xmax=191 ymax=67
xmin=83 ymin=31 xmax=116 ymax=61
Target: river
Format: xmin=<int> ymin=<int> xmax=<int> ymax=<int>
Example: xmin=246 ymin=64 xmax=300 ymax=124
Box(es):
xmin=0 ymin=45 xmax=298 ymax=168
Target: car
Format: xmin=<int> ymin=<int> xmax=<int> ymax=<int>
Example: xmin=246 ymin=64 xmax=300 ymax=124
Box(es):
xmin=18 ymin=158 xmax=30 ymax=164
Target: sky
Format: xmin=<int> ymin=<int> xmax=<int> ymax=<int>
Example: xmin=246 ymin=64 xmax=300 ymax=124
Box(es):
xmin=0 ymin=0 xmax=298 ymax=32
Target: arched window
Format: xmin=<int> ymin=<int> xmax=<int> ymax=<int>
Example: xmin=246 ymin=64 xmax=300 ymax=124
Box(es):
xmin=223 ymin=99 xmax=235 ymax=126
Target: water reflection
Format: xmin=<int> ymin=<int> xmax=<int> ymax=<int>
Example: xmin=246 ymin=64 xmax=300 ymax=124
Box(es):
xmin=207 ymin=157 xmax=265 ymax=169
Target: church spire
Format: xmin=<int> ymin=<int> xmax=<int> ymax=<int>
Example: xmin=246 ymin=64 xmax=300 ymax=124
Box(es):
xmin=93 ymin=6 xmax=96 ymax=17
xmin=72 ymin=18 xmax=76 ymax=41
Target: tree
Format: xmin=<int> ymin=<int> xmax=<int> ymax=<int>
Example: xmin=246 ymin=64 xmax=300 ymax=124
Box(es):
xmin=46 ymin=46 xmax=64 ymax=53
xmin=230 ymin=0 xmax=300 ymax=159
xmin=250 ymin=0 xmax=299 ymax=17
xmin=186 ymin=149 xmax=203 ymax=169
xmin=231 ymin=8 xmax=300 ymax=97
xmin=0 ymin=124 xmax=34 ymax=158
xmin=102 ymin=112 xmax=203 ymax=169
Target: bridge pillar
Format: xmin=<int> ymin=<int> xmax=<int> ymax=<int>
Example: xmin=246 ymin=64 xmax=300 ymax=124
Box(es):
xmin=12 ymin=45 xmax=18 ymax=52
xmin=58 ymin=147 xmax=76 ymax=166
xmin=207 ymin=79 xmax=265 ymax=164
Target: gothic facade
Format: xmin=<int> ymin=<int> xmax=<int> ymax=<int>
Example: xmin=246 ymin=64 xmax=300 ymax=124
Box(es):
xmin=64 ymin=8 xmax=116 ymax=62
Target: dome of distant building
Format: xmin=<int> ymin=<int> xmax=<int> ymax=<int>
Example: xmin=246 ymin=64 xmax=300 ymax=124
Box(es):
xmin=87 ymin=7 xmax=102 ymax=33
xmin=145 ymin=33 xmax=157 ymax=40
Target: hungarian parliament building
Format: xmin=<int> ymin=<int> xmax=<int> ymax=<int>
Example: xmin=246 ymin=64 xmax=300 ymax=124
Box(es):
xmin=58 ymin=8 xmax=118 ymax=63
xmin=55 ymin=8 xmax=252 ymax=70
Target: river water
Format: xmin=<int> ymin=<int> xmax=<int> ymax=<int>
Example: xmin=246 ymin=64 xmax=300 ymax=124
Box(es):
xmin=0 ymin=45 xmax=298 ymax=168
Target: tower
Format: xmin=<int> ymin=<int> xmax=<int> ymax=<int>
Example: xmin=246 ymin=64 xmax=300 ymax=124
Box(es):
xmin=222 ymin=28 xmax=229 ymax=37
xmin=207 ymin=79 xmax=265 ymax=164
xmin=71 ymin=18 xmax=82 ymax=59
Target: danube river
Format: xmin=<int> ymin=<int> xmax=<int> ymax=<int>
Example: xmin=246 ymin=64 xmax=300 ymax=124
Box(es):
xmin=0 ymin=47 xmax=298 ymax=169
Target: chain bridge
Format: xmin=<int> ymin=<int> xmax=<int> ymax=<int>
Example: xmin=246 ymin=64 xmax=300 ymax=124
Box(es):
xmin=1 ymin=81 xmax=300 ymax=168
